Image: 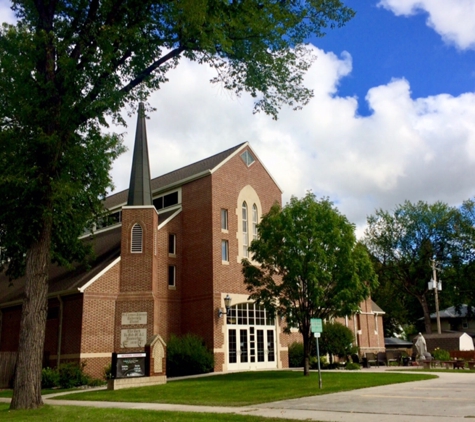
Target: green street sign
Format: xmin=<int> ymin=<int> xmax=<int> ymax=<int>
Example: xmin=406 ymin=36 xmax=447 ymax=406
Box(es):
xmin=310 ymin=318 xmax=322 ymax=333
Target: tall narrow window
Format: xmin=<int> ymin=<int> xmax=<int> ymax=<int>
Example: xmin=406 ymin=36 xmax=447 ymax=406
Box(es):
xmin=168 ymin=234 xmax=176 ymax=255
xmin=222 ymin=240 xmax=229 ymax=262
xmin=168 ymin=265 xmax=176 ymax=287
xmin=131 ymin=224 xmax=143 ymax=253
xmin=252 ymin=204 xmax=258 ymax=241
xmin=242 ymin=202 xmax=248 ymax=257
xmin=221 ymin=209 xmax=228 ymax=231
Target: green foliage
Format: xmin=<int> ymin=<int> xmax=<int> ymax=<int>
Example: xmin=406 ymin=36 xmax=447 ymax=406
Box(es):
xmin=432 ymin=348 xmax=450 ymax=361
xmin=288 ymin=341 xmax=305 ymax=367
xmin=41 ymin=367 xmax=59 ymax=389
xmin=345 ymin=362 xmax=361 ymax=370
xmin=103 ymin=363 xmax=113 ymax=380
xmin=166 ymin=334 xmax=214 ymax=377
xmin=364 ymin=200 xmax=475 ymax=333
xmin=57 ymin=362 xmax=91 ymax=389
xmin=41 ymin=362 xmax=97 ymax=389
xmin=242 ymin=192 xmax=377 ymax=374
xmin=320 ymin=322 xmax=356 ymax=363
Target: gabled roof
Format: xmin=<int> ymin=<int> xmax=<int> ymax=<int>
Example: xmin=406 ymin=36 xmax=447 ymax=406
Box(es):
xmin=384 ymin=337 xmax=413 ymax=348
xmin=372 ymin=300 xmax=385 ymax=314
xmin=0 ymin=226 xmax=122 ymax=307
xmin=105 ymin=142 xmax=247 ymax=210
xmin=426 ymin=305 xmax=475 ymax=320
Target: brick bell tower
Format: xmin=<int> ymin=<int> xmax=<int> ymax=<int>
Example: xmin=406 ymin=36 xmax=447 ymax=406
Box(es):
xmin=111 ymin=103 xmax=166 ymax=388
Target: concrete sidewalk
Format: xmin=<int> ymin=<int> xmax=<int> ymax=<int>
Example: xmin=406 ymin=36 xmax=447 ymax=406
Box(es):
xmin=2 ymin=369 xmax=474 ymax=421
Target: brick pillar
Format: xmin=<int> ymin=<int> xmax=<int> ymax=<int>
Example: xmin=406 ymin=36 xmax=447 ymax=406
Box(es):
xmin=114 ymin=206 xmax=159 ymax=356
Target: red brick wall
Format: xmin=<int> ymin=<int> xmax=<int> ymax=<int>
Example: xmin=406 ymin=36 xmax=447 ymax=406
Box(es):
xmin=155 ymin=211 xmax=182 ymax=341
xmin=82 ymin=261 xmax=120 ymax=354
xmin=180 ymin=176 xmax=215 ymax=346
xmin=210 ymin=149 xmax=282 ymax=357
xmin=60 ymin=295 xmax=84 ymax=355
xmin=342 ymin=298 xmax=385 ymax=355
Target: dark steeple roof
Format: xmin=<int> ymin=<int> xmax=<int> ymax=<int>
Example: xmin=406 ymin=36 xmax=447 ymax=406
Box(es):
xmin=127 ymin=102 xmax=153 ymax=206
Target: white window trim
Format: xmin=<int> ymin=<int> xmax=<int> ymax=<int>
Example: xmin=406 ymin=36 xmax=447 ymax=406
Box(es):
xmin=168 ymin=265 xmax=176 ymax=289
xmin=168 ymin=234 xmax=176 ymax=256
xmin=242 ymin=202 xmax=249 ymax=258
xmin=131 ymin=223 xmax=143 ymax=253
xmin=222 ymin=239 xmax=229 ymax=263
xmin=221 ymin=208 xmax=229 ymax=232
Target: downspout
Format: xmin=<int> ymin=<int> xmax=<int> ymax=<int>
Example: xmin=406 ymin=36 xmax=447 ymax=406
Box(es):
xmin=57 ymin=296 xmax=64 ymax=368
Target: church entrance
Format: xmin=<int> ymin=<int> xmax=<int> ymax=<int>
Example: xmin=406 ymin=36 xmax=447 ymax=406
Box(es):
xmin=226 ymin=302 xmax=277 ymax=370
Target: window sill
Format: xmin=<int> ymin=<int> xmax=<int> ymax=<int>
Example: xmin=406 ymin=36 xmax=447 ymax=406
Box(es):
xmin=221 ymin=260 xmax=229 ymax=265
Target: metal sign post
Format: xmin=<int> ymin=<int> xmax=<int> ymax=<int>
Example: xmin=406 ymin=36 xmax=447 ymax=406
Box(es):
xmin=311 ymin=318 xmax=323 ymax=389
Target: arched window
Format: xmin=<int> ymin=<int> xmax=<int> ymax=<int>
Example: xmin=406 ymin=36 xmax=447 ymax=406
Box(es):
xmin=131 ymin=223 xmax=143 ymax=253
xmin=252 ymin=204 xmax=258 ymax=241
xmin=242 ymin=202 xmax=248 ymax=257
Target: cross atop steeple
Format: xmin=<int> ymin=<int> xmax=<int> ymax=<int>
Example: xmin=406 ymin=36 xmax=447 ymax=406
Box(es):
xmin=127 ymin=102 xmax=153 ymax=206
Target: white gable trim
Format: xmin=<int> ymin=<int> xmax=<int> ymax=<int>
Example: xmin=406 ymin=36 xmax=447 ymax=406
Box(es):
xmin=210 ymin=142 xmax=283 ymax=194
xmin=78 ymin=257 xmax=121 ymax=293
xmin=158 ymin=208 xmax=182 ymax=230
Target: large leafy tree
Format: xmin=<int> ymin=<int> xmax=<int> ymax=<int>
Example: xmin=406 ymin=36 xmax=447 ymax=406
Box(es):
xmin=364 ymin=200 xmax=475 ymax=335
xmin=320 ymin=321 xmax=355 ymax=365
xmin=0 ymin=0 xmax=354 ymax=409
xmin=242 ymin=193 xmax=377 ymax=376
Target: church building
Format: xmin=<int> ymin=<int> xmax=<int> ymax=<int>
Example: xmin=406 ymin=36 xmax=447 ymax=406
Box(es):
xmin=0 ymin=105 xmax=384 ymax=380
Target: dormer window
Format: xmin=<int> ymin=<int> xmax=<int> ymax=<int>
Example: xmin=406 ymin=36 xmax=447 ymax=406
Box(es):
xmin=240 ymin=150 xmax=255 ymax=167
xmin=131 ymin=223 xmax=143 ymax=253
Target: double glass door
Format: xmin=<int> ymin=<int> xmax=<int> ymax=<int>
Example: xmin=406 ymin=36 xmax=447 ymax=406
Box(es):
xmin=228 ymin=327 xmax=275 ymax=370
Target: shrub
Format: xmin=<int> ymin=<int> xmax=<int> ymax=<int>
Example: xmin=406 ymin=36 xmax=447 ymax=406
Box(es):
xmin=320 ymin=322 xmax=355 ymax=364
xmin=166 ymin=333 xmax=214 ymax=377
xmin=310 ymin=355 xmax=327 ymax=369
xmin=58 ymin=362 xmax=91 ymax=388
xmin=288 ymin=342 xmax=304 ymax=367
xmin=87 ymin=378 xmax=106 ymax=387
xmin=41 ymin=367 xmax=60 ymax=389
xmin=345 ymin=362 xmax=361 ymax=370
xmin=103 ymin=363 xmax=113 ymax=380
xmin=432 ymin=348 xmax=450 ymax=361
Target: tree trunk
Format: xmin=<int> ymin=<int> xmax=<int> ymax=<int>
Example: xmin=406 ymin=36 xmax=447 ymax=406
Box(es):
xmin=10 ymin=218 xmax=52 ymax=410
xmin=303 ymin=333 xmax=311 ymax=376
xmin=418 ymin=294 xmax=432 ymax=334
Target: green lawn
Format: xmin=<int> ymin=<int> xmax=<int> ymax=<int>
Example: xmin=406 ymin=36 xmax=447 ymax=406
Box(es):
xmin=0 ymin=388 xmax=73 ymax=398
xmin=53 ymin=371 xmax=436 ymax=406
xmin=0 ymin=404 xmax=291 ymax=421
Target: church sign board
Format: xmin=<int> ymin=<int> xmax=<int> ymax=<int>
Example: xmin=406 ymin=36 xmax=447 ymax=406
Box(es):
xmin=112 ymin=352 xmax=149 ymax=378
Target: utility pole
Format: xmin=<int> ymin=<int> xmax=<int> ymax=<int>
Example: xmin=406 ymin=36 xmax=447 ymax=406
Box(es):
xmin=430 ymin=259 xmax=442 ymax=334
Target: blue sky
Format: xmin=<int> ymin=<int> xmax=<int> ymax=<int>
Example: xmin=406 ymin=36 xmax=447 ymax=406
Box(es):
xmin=314 ymin=1 xmax=475 ymax=116
xmin=1 ymin=1 xmax=475 ymax=234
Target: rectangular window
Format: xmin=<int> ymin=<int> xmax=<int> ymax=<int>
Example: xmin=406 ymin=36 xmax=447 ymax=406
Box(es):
xmin=221 ymin=209 xmax=228 ymax=231
xmin=221 ymin=240 xmax=229 ymax=262
xmin=168 ymin=234 xmax=176 ymax=255
xmin=168 ymin=265 xmax=176 ymax=287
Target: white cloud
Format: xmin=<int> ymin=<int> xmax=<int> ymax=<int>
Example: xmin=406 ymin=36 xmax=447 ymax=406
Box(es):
xmin=109 ymin=45 xmax=475 ymax=236
xmin=379 ymin=0 xmax=475 ymax=50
